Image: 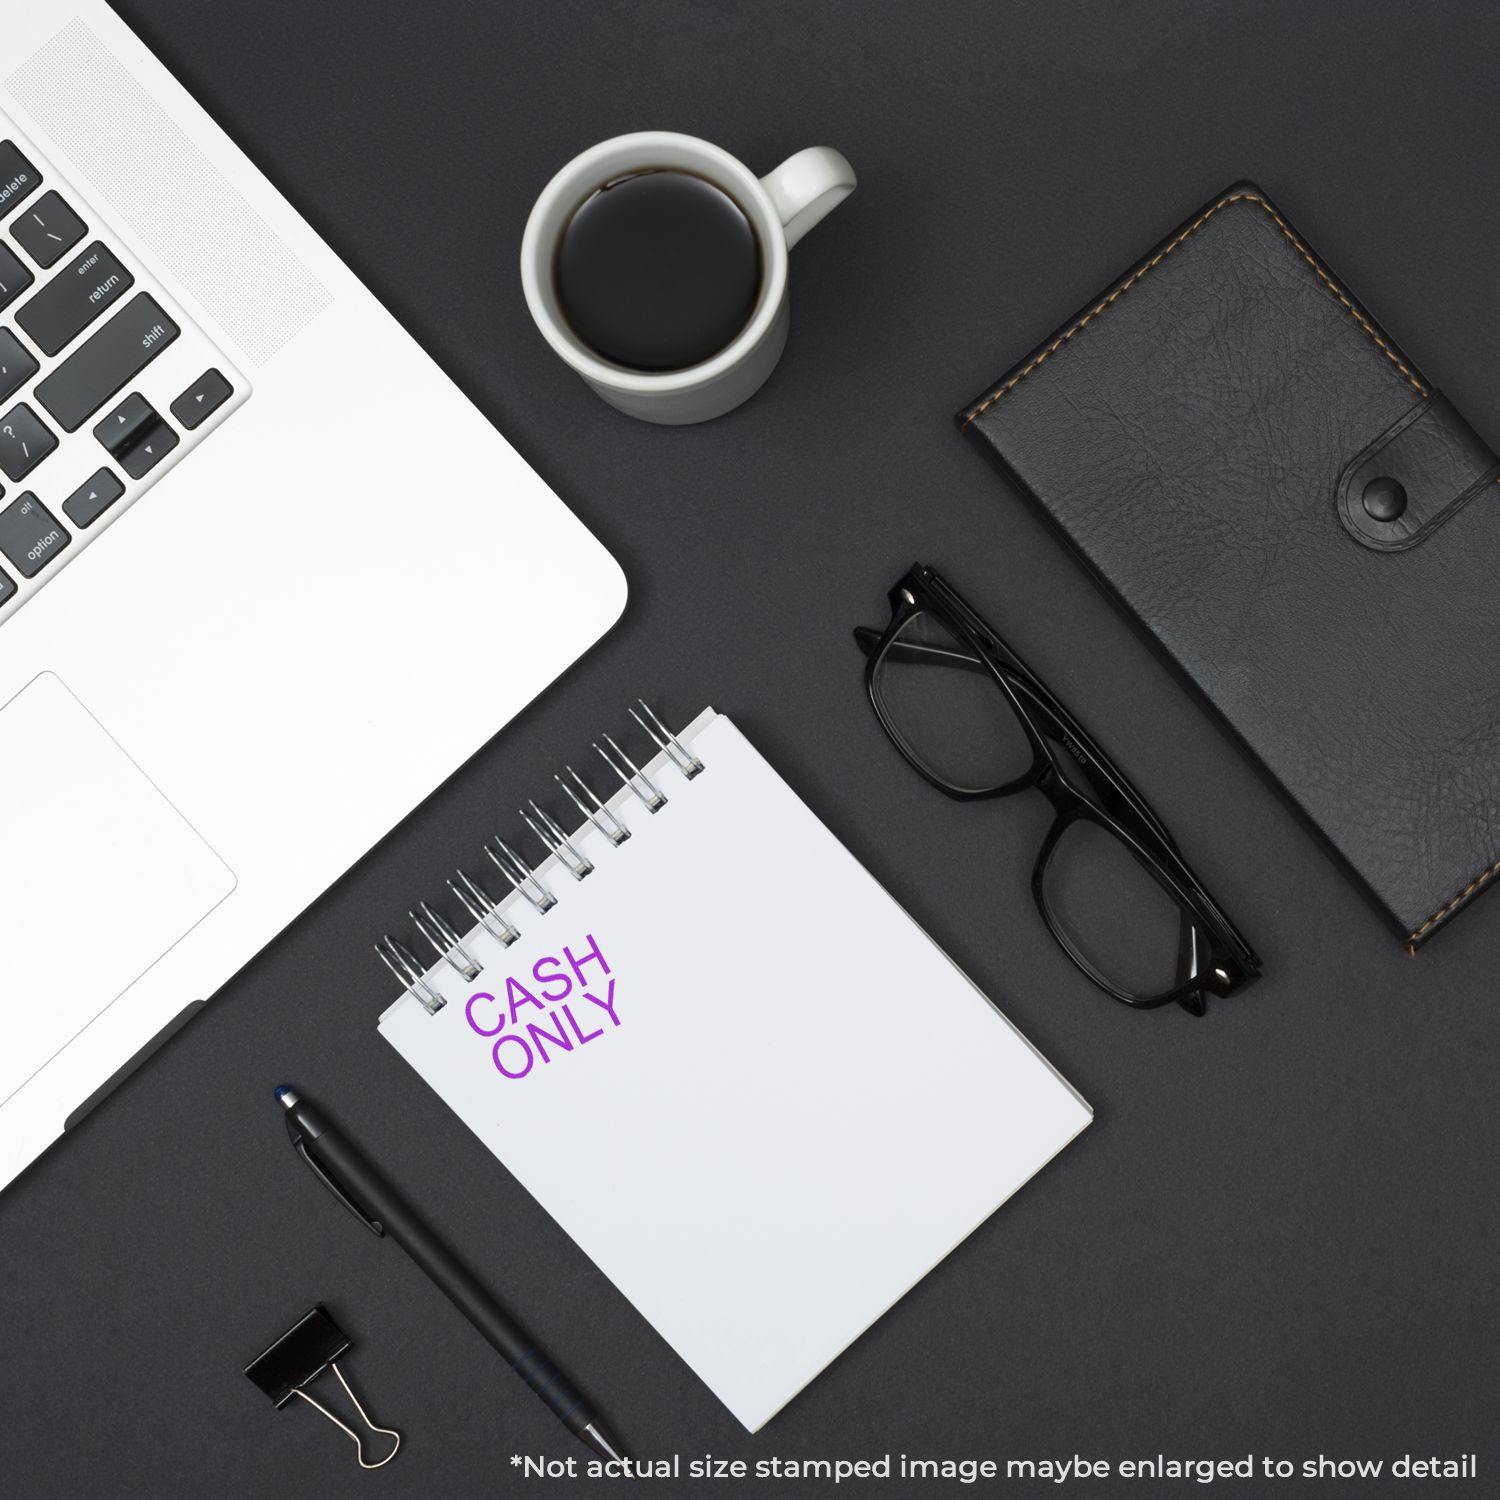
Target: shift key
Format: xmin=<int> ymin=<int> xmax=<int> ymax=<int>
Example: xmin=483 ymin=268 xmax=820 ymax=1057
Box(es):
xmin=34 ymin=293 xmax=178 ymax=431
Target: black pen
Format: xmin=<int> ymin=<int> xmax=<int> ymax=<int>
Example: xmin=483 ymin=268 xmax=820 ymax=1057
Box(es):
xmin=276 ymin=1085 xmax=633 ymax=1471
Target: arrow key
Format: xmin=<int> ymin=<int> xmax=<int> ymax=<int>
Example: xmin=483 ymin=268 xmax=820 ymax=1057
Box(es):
xmin=94 ymin=391 xmax=155 ymax=452
xmin=92 ymin=391 xmax=178 ymax=479
xmin=62 ymin=467 xmax=125 ymax=529
xmin=170 ymin=368 xmax=232 ymax=430
xmin=119 ymin=422 xmax=178 ymax=479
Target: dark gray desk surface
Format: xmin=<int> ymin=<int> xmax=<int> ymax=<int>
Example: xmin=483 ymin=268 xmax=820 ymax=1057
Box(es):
xmin=4 ymin=3 xmax=1497 ymax=1496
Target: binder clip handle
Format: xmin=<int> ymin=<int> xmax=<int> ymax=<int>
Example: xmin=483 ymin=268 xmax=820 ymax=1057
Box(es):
xmin=245 ymin=1305 xmax=401 ymax=1470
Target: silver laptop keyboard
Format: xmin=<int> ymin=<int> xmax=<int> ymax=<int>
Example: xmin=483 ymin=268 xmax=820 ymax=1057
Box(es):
xmin=0 ymin=122 xmax=246 ymax=624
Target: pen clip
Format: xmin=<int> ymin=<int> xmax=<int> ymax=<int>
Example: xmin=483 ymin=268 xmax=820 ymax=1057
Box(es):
xmin=290 ymin=1129 xmax=385 ymax=1238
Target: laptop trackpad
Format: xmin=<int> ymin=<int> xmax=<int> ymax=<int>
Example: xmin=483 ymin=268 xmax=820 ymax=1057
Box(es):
xmin=0 ymin=673 xmax=235 ymax=1105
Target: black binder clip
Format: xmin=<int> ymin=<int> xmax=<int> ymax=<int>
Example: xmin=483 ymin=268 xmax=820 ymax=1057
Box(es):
xmin=245 ymin=1306 xmax=401 ymax=1469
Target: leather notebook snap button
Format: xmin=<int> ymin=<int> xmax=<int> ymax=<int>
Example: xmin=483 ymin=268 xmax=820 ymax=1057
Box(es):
xmin=1336 ymin=393 xmax=1498 ymax=551
xmin=1361 ymin=475 xmax=1407 ymax=522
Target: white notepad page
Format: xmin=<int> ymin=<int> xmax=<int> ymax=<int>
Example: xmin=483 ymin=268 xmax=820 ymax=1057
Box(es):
xmin=379 ymin=710 xmax=1091 ymax=1432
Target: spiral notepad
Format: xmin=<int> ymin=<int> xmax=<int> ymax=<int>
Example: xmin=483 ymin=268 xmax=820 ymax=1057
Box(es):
xmin=377 ymin=705 xmax=1091 ymax=1431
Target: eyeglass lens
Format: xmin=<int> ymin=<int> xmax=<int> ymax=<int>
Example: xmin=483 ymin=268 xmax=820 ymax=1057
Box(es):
xmin=1039 ymin=817 xmax=1194 ymax=998
xmin=871 ymin=610 xmax=1035 ymax=794
xmin=874 ymin=604 xmax=1200 ymax=1000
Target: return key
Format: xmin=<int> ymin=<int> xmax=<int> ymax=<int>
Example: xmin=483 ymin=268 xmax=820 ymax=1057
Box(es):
xmin=15 ymin=241 xmax=134 ymax=357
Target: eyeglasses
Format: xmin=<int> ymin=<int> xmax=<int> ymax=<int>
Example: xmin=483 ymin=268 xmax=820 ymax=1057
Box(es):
xmin=855 ymin=564 xmax=1260 ymax=1014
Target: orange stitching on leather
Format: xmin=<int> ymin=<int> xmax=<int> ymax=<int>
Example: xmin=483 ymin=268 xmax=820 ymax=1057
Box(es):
xmin=1406 ymin=854 xmax=1500 ymax=949
xmin=963 ymin=192 xmax=1500 ymax=950
xmin=961 ymin=192 xmax=1428 ymax=427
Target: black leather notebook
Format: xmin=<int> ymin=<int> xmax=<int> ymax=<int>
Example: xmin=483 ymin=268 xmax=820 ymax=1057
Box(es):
xmin=960 ymin=181 xmax=1500 ymax=950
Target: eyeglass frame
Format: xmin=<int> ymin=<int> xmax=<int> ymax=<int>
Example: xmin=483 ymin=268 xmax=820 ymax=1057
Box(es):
xmin=856 ymin=563 xmax=1261 ymax=1014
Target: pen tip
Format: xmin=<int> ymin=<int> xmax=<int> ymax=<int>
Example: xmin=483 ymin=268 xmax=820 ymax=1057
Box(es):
xmin=274 ymin=1086 xmax=297 ymax=1109
xmin=579 ymin=1421 xmax=632 ymax=1469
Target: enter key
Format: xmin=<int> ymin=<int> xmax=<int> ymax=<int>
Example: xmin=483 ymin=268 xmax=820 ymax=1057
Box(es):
xmin=14 ymin=241 xmax=133 ymax=357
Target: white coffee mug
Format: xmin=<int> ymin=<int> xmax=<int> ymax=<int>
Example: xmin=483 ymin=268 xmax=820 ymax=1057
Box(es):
xmin=520 ymin=132 xmax=856 ymax=424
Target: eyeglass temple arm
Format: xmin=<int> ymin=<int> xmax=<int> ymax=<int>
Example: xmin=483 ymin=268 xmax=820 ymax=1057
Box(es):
xmin=857 ymin=624 xmax=1256 ymax=976
xmin=852 ymin=626 xmax=993 ymax=674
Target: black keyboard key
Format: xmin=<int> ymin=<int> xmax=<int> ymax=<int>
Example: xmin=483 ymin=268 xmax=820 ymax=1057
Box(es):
xmin=93 ymin=392 xmax=177 ymax=479
xmin=171 ymin=368 xmax=232 ymax=430
xmin=0 ymin=141 xmax=41 ymax=217
xmin=0 ymin=492 xmax=68 ymax=578
xmin=34 ymin=294 xmax=179 ymax=431
xmin=0 ymin=329 xmax=38 ymax=405
xmin=0 ymin=242 xmax=32 ymax=312
xmin=94 ymin=391 xmax=155 ymax=453
xmin=0 ymin=402 xmax=57 ymax=481
xmin=14 ymin=242 xmax=133 ymax=356
xmin=62 ymin=467 xmax=125 ymax=529
xmin=0 ymin=565 xmax=14 ymax=608
xmin=12 ymin=190 xmax=86 ymax=269
xmin=120 ymin=423 xmax=177 ymax=479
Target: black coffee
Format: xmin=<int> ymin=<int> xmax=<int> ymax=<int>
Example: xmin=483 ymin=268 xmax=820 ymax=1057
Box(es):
xmin=555 ymin=169 xmax=761 ymax=371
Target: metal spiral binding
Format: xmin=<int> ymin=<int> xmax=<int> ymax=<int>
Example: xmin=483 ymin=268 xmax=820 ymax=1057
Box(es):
xmin=410 ymin=900 xmax=480 ymax=980
xmin=595 ymin=733 xmax=667 ymax=812
xmin=448 ymin=869 xmax=520 ymax=948
xmin=375 ymin=936 xmax=446 ymax=1015
xmin=556 ymin=766 xmax=630 ymax=845
xmin=486 ymin=836 xmax=557 ymax=912
xmin=631 ymin=699 xmax=704 ymax=779
xmin=520 ymin=799 xmax=594 ymax=880
xmin=378 ymin=703 xmax=704 ymax=1014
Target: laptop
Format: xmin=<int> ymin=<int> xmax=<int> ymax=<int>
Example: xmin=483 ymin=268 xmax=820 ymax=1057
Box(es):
xmin=0 ymin=2 xmax=627 ymax=1189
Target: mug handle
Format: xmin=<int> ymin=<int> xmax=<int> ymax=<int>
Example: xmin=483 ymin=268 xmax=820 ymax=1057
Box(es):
xmin=759 ymin=147 xmax=857 ymax=250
